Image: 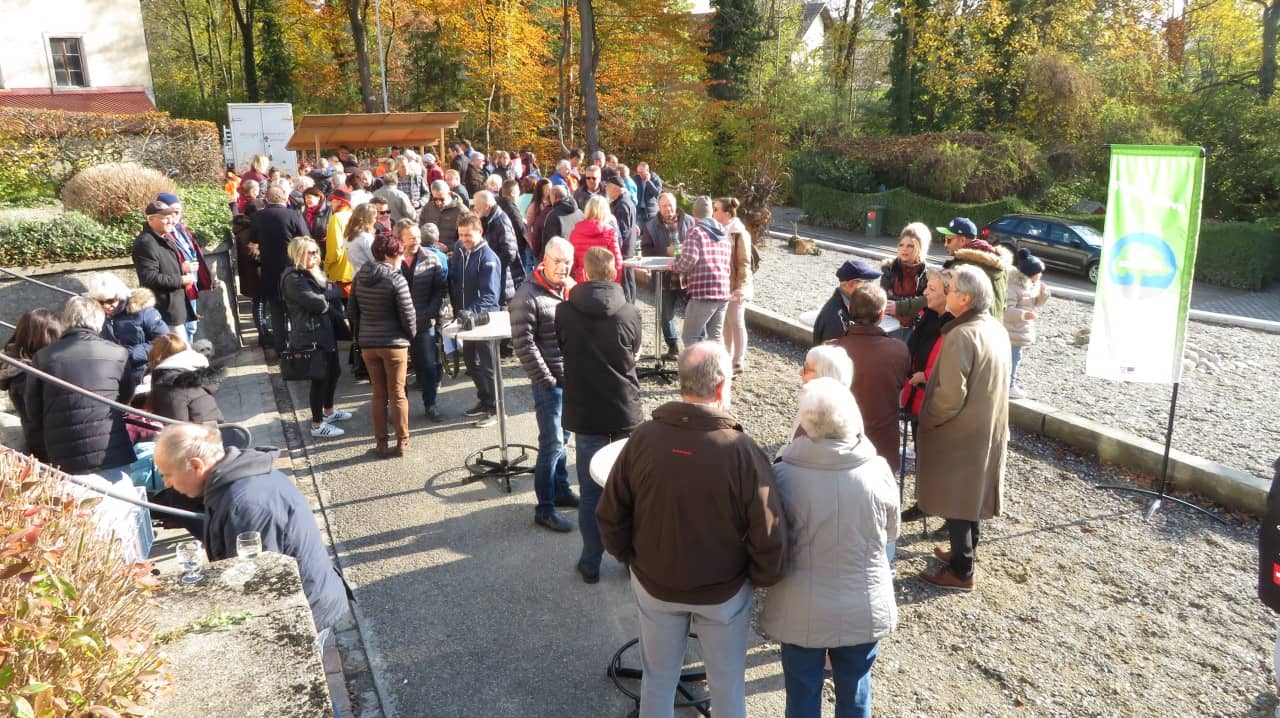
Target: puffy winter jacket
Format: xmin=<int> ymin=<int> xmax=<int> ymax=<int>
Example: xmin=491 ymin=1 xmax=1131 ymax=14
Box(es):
xmin=101 ymin=288 xmax=171 ymax=387
xmin=26 ymin=328 xmax=136 ymax=473
xmin=1004 ymin=268 xmax=1049 ymax=347
xmin=510 ymin=268 xmax=573 ymax=390
xmin=483 ymin=209 xmax=519 ymax=304
xmin=401 ymin=249 xmax=448 ymax=332
xmin=555 ymin=280 xmax=643 ymax=434
xmin=542 ymin=197 xmax=583 ymax=248
xmin=350 ymin=261 xmax=416 ymax=349
xmin=148 ymin=349 xmax=224 ymax=424
xmin=567 ymin=219 xmax=623 ymax=285
xmin=0 ymin=350 xmax=39 ymax=459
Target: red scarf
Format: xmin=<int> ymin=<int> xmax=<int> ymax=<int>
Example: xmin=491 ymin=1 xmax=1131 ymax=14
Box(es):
xmin=894 ymin=260 xmax=923 ymax=297
xmin=532 ymin=265 xmax=575 ymax=299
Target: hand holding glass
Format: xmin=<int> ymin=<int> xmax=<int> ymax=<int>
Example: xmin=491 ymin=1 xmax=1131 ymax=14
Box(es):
xmin=176 ymin=540 xmax=204 ymax=584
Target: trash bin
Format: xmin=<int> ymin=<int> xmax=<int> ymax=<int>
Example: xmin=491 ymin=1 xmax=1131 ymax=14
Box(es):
xmin=865 ymin=206 xmax=885 ymax=237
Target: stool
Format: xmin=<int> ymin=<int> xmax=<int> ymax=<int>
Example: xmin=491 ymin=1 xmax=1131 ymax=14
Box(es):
xmin=607 ymin=633 xmax=711 ymax=718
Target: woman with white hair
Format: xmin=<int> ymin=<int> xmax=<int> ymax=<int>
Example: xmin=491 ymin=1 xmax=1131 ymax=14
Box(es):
xmin=86 ymin=272 xmax=170 ymax=387
xmin=761 ymin=377 xmax=899 ymax=718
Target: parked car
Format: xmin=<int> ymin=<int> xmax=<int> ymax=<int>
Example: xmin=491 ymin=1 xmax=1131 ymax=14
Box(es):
xmin=981 ymin=214 xmax=1104 ymax=283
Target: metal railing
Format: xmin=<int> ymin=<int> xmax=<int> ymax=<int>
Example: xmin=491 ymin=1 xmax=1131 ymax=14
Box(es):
xmin=0 ymin=351 xmax=250 ymax=520
xmin=0 ymin=265 xmax=80 ymax=297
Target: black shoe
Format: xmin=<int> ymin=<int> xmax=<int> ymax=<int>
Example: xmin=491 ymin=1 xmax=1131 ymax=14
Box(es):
xmin=425 ymin=406 xmax=444 ymax=423
xmin=554 ymin=493 xmax=580 ymax=508
xmin=576 ymin=560 xmax=600 ymax=584
xmin=901 ymin=504 xmax=925 ymax=522
xmin=535 ymin=512 xmax=573 ymax=533
xmin=464 ymin=403 xmax=487 ymax=417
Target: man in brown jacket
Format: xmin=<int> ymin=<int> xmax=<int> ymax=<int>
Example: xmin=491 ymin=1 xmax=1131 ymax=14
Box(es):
xmin=597 ymin=341 xmax=787 ymax=718
xmin=828 ymin=284 xmax=909 ymax=473
xmin=916 ymin=265 xmax=1011 ymax=592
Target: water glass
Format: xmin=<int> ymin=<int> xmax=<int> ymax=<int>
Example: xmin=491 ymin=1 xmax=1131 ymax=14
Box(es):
xmin=176 ymin=540 xmax=204 ymax=584
xmin=236 ymin=531 xmax=263 ymax=567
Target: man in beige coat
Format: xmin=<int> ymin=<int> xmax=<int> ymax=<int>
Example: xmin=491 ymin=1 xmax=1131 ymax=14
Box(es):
xmin=916 ymin=265 xmax=1011 ymax=591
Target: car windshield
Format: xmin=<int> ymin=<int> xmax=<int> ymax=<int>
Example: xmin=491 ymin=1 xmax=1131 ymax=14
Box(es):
xmin=1070 ymin=224 xmax=1104 ymax=247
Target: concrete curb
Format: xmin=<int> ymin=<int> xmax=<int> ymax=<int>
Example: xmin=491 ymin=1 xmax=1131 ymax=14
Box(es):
xmin=740 ymin=298 xmax=1267 ymax=515
xmin=766 ymin=230 xmax=1280 ymax=335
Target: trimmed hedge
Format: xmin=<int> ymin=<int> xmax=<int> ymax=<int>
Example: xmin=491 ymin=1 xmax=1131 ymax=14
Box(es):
xmin=1195 ymin=223 xmax=1280 ymax=290
xmin=801 ymin=185 xmax=1027 ymax=236
xmin=0 ymin=108 xmax=221 ymax=195
xmin=0 ymin=184 xmax=230 ymax=267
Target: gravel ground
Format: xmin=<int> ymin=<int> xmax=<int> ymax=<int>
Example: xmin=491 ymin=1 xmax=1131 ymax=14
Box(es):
xmin=627 ymin=292 xmax=1278 ymax=717
xmin=745 ymin=238 xmax=1280 ymax=482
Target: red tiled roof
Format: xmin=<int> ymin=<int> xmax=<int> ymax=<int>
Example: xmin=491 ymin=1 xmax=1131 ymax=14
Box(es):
xmin=0 ymin=87 xmax=156 ymax=115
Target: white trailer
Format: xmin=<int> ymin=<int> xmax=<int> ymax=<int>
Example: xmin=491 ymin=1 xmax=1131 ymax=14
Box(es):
xmin=226 ymin=102 xmax=298 ymax=176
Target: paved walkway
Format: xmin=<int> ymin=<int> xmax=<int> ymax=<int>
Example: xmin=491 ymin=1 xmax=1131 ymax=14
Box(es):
xmin=770 ymin=206 xmax=1280 ymax=322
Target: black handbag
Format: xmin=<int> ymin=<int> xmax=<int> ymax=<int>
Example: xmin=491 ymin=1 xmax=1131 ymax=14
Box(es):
xmin=280 ymin=343 xmax=328 ymax=381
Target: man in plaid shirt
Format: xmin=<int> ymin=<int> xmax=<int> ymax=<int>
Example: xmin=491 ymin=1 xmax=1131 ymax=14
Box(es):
xmin=671 ymin=196 xmax=732 ymax=348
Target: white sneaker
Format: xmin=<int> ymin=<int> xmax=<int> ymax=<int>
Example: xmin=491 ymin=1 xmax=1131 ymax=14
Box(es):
xmin=1009 ymin=385 xmax=1027 ymax=400
xmin=323 ymin=409 xmax=353 ymax=422
xmin=311 ymin=422 xmax=345 ymax=438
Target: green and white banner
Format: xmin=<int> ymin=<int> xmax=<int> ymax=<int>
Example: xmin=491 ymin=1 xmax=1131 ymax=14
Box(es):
xmin=1086 ymin=145 xmax=1204 ymax=384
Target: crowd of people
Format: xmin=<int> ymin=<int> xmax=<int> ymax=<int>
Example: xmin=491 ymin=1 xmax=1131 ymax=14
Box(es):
xmin=4 ymin=131 xmax=1059 ymax=716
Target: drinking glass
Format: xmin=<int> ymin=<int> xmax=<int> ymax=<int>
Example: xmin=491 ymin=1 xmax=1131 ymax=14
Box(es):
xmin=236 ymin=531 xmax=262 ymax=568
xmin=176 ymin=540 xmax=204 ymax=584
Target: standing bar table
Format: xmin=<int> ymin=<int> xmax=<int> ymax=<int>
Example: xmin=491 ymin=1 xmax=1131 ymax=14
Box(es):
xmin=589 ymin=438 xmax=711 ymax=718
xmin=624 ymin=255 xmax=678 ymax=384
xmin=443 ymin=311 xmax=535 ymax=493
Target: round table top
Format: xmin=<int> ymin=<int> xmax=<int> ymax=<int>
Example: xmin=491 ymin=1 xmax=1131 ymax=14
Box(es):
xmin=588 ymin=437 xmax=629 ymax=487
xmin=442 ymin=310 xmax=512 ymax=341
xmin=623 ymin=256 xmax=674 ymax=271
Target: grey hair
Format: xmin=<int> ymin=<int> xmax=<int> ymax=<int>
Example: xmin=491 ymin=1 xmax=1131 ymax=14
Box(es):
xmin=591 ymin=150 xmax=605 ymax=162
xmin=429 ymin=179 xmax=450 ymax=195
xmin=295 ymin=175 xmax=314 ymax=189
xmin=678 ymin=341 xmax=732 ymax=400
xmin=472 ymin=190 xmax=495 ymax=209
xmin=804 ymin=345 xmax=853 ymax=386
xmin=421 ymin=222 xmax=440 ymax=244
xmin=484 ymin=174 xmax=503 ymax=192
xmin=543 ymin=236 xmax=573 ymax=260
xmin=84 ymin=272 xmax=130 ymax=303
xmin=471 ymin=152 xmax=486 ymax=163
xmin=949 ymin=264 xmax=994 ymax=313
xmin=551 ymin=184 xmax=570 ymax=200
xmin=156 ymin=422 xmax=226 ymax=468
xmin=797 ymin=377 xmax=864 ymax=440
xmin=62 ymin=295 xmax=105 ymax=332
xmin=556 ymin=159 xmax=572 ymax=173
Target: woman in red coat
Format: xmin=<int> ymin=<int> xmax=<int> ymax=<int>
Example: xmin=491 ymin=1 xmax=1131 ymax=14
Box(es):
xmin=566 ymin=195 xmax=622 ymax=285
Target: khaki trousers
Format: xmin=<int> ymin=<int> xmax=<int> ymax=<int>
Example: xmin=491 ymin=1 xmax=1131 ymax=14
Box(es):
xmin=363 ymin=347 xmax=409 ymax=441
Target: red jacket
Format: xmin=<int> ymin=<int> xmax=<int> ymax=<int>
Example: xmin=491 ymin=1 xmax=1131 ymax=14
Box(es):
xmin=567 ymin=219 xmax=623 ymax=284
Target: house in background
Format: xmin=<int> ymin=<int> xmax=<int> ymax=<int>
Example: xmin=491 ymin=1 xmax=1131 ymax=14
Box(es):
xmin=0 ymin=0 xmax=156 ymax=114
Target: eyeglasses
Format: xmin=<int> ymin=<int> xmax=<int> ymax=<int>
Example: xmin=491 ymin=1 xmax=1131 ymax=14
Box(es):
xmin=306 ymin=249 xmax=320 ymax=256
xmin=377 ymin=211 xmax=391 ymax=216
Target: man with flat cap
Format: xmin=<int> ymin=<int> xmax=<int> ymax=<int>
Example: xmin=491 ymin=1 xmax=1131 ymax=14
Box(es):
xmin=889 ymin=216 xmax=1008 ymax=321
xmin=811 ymin=258 xmax=881 ymax=346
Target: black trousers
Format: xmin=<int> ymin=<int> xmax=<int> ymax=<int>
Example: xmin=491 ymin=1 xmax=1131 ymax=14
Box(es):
xmin=945 ymin=518 xmax=980 ymax=579
xmin=621 ymin=266 xmax=637 ymax=304
xmin=308 ymin=350 xmax=342 ymax=423
xmin=463 ymin=340 xmax=496 ymax=411
xmin=266 ymin=297 xmax=289 ymax=354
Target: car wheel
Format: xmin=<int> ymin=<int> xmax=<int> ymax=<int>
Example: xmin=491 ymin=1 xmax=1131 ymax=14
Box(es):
xmin=1086 ymin=261 xmax=1099 ymax=284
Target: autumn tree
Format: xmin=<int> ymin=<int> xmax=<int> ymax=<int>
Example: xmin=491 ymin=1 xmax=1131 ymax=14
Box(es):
xmin=257 ymin=0 xmax=294 ymax=102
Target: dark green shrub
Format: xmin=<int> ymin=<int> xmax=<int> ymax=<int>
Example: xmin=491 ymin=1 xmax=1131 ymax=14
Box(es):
xmin=0 ymin=211 xmax=131 ymax=266
xmin=791 ymin=150 xmax=876 ymax=197
xmin=801 ymin=185 xmax=1026 ymax=235
xmin=104 ymin=184 xmax=231 ymax=249
xmin=1193 ymin=223 xmax=1279 ymax=290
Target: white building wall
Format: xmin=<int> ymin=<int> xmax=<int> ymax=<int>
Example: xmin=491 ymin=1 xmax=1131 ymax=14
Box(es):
xmin=0 ymin=0 xmax=153 ymax=91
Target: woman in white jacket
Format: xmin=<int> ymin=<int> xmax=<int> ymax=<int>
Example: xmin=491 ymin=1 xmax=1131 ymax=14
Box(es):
xmin=761 ymin=377 xmax=900 ymax=718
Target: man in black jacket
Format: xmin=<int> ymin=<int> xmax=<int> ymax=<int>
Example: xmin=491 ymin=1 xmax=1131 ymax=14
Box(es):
xmin=634 ymin=162 xmax=662 ymax=226
xmin=542 ymin=186 xmax=583 ymax=245
xmin=472 ymin=190 xmax=519 ymax=306
xmin=26 ymin=297 xmax=136 ymax=478
xmin=605 ymin=176 xmax=639 ymax=303
xmin=555 ymin=247 xmax=643 ymax=583
xmin=398 ymin=221 xmax=449 ymax=422
xmin=133 ymin=201 xmax=197 ymax=340
xmin=812 ymin=259 xmax=881 ymax=346
xmin=252 ymin=186 xmax=311 ymax=352
xmin=511 ymin=238 xmax=578 ymax=533
xmin=154 ymin=423 xmax=350 ymax=632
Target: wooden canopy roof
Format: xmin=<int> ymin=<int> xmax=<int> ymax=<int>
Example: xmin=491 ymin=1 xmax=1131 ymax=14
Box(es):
xmin=285 ymin=111 xmax=467 ymax=152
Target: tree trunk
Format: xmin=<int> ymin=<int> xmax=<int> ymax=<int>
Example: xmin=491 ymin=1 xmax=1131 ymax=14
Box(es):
xmin=178 ymin=0 xmax=208 ymax=106
xmin=578 ymin=0 xmax=600 ymax=154
xmin=348 ymin=0 xmax=378 ymax=112
xmin=1263 ymin=0 xmax=1279 ymax=100
xmin=229 ymin=0 xmax=258 ymax=101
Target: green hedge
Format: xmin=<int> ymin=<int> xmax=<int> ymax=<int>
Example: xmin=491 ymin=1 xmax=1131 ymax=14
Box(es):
xmin=107 ymin=184 xmax=230 ymax=247
xmin=0 ymin=212 xmax=131 ymax=266
xmin=800 ymin=185 xmax=1027 ymax=236
xmin=1195 ymin=223 xmax=1280 ymax=290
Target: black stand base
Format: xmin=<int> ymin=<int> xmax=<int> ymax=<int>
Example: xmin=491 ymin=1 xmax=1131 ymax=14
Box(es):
xmin=637 ymin=360 xmax=678 ymax=384
xmin=608 ymin=635 xmax=711 ymax=717
xmin=1094 ymin=485 xmax=1227 ymax=525
xmin=464 ymin=443 xmax=536 ymax=493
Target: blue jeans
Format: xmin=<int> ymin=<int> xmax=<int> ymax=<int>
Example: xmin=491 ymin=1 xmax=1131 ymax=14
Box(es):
xmin=779 ymin=641 xmax=879 ymax=718
xmin=410 ymin=327 xmax=442 ymax=409
xmin=575 ymin=432 xmax=621 ymax=570
xmin=531 ymin=383 xmax=572 ymax=518
xmin=1010 ymin=345 xmax=1023 ymax=385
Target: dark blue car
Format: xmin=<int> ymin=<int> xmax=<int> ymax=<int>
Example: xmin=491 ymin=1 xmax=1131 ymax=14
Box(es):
xmin=982 ymin=214 xmax=1104 ymax=283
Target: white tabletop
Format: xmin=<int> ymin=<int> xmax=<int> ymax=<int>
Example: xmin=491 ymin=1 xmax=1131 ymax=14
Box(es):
xmin=443 ymin=310 xmax=512 ymax=341
xmin=798 ymin=309 xmax=900 ymax=334
xmin=588 ymin=437 xmax=629 ymax=487
xmin=623 ymin=256 xmax=674 ymax=271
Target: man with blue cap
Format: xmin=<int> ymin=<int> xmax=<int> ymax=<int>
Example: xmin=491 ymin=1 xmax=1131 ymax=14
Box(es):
xmin=812 ymin=259 xmax=881 ymax=345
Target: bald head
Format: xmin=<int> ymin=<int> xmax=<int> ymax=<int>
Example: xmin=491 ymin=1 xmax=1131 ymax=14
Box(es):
xmin=678 ymin=342 xmax=732 ymax=406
